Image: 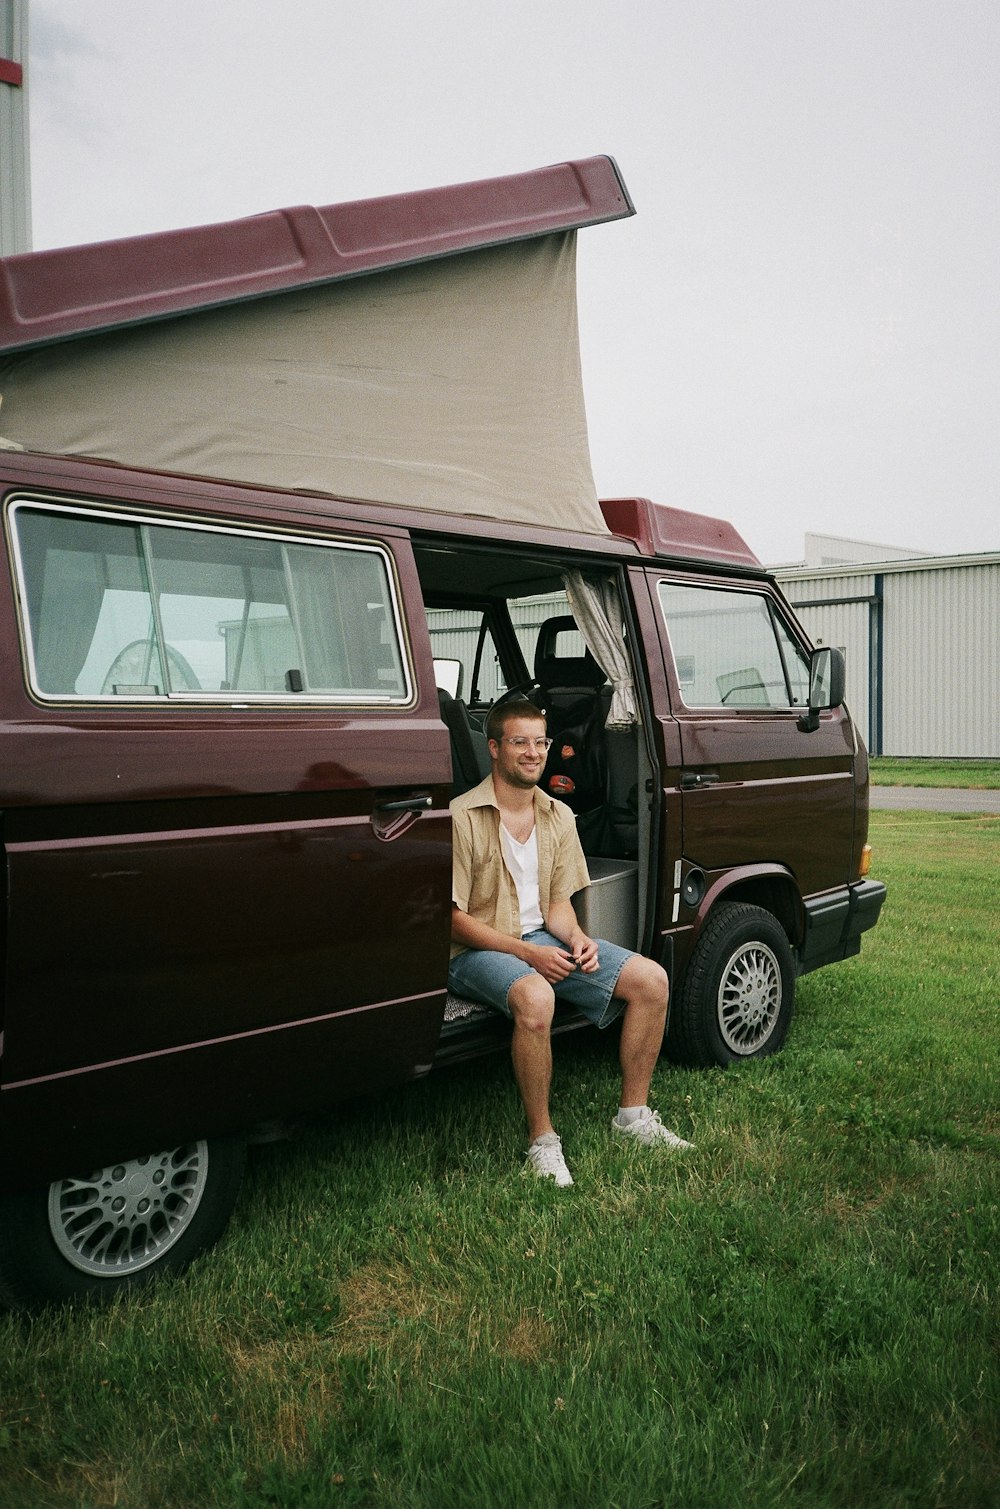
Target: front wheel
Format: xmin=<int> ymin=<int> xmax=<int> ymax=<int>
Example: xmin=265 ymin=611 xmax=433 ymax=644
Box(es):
xmin=0 ymin=1137 xmax=245 ymax=1308
xmin=669 ymin=903 xmax=795 ymax=1067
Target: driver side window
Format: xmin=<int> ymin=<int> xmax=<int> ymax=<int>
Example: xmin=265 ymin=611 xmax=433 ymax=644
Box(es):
xmin=658 ymin=581 xmax=809 ymax=709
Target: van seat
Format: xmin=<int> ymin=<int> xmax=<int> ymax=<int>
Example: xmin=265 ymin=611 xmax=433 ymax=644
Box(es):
xmin=533 ymin=615 xmax=610 ymax=814
xmin=533 ymin=614 xmax=607 ymax=694
xmin=438 ymin=687 xmax=491 ymax=795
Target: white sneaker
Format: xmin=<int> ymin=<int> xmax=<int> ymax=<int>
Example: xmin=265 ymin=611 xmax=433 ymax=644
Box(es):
xmin=613 ymin=1109 xmax=695 ymax=1151
xmin=523 ymin=1132 xmax=574 ymax=1187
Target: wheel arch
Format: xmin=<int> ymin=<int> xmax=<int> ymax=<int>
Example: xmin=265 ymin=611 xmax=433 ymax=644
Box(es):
xmin=692 ymin=864 xmax=803 ymax=949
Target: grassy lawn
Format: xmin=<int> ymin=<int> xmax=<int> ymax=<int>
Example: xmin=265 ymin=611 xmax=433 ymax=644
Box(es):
xmin=1 ymin=811 xmax=997 ymax=1508
xmin=869 ymin=757 xmax=1000 ymax=788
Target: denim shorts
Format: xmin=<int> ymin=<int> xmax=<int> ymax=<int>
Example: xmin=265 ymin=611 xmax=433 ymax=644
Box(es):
xmin=448 ymin=929 xmax=634 ymax=1030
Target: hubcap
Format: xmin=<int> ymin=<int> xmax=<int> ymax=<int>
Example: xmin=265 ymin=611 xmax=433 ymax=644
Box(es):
xmin=717 ymin=941 xmax=782 ymax=1054
xmin=48 ymin=1143 xmax=209 ymax=1277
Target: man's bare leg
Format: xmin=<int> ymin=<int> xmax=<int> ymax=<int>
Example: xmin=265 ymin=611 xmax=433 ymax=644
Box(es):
xmin=612 ymin=955 xmax=694 ymax=1149
xmin=507 ymin=973 xmax=557 ymax=1143
xmin=615 ymin=955 xmax=670 ymax=1108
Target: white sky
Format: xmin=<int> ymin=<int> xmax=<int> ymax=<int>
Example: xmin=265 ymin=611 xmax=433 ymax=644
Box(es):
xmin=21 ymin=0 xmax=1000 ymax=565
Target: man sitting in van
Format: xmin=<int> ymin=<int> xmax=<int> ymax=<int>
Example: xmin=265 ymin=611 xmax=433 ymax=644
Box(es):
xmin=449 ymin=697 xmax=694 ymax=1187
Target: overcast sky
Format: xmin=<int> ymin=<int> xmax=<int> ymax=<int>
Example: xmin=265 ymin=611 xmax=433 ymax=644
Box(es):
xmin=21 ymin=0 xmax=1000 ymax=564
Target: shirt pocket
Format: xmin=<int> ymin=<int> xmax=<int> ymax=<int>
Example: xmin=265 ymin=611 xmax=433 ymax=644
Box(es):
xmin=468 ymin=842 xmax=507 ymax=915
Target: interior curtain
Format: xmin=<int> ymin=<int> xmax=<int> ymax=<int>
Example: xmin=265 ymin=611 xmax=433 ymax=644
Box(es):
xmin=562 ymin=569 xmax=638 ymax=727
xmin=20 ymin=513 xmax=107 ymax=694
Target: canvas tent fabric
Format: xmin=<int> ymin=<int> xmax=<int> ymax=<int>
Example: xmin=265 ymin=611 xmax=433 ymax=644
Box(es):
xmin=0 ymin=231 xmax=609 ymax=537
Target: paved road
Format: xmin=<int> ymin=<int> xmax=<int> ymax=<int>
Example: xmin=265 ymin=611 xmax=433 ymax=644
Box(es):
xmin=869 ymin=785 xmax=1000 ymax=814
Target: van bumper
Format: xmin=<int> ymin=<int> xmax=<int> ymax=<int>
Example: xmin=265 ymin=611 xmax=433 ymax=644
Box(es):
xmin=796 ymin=878 xmax=888 ymax=975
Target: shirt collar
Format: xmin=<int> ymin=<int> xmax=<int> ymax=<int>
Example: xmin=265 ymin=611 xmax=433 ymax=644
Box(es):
xmin=466 ymin=773 xmax=554 ymax=814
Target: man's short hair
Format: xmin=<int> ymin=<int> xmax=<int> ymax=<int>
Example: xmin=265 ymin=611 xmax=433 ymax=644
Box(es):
xmin=485 ymin=696 xmax=547 ymax=746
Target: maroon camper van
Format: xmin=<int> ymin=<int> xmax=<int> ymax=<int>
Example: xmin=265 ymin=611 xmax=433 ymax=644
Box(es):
xmin=0 ymin=158 xmax=885 ymax=1304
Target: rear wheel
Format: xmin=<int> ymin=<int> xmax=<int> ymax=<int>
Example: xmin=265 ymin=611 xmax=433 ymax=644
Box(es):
xmin=0 ymin=1137 xmax=245 ymax=1308
xmin=669 ymin=903 xmax=795 ymax=1067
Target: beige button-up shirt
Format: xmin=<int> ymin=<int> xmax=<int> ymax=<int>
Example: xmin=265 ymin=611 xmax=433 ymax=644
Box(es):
xmin=450 ymin=774 xmax=591 ymax=958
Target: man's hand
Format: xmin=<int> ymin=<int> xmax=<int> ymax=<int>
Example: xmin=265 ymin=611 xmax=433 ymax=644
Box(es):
xmin=543 ymin=900 xmax=600 ymax=976
xmin=521 ymin=941 xmax=579 ymax=984
xmin=522 ymin=931 xmax=600 ymax=981
xmin=569 ymin=932 xmax=600 ymax=974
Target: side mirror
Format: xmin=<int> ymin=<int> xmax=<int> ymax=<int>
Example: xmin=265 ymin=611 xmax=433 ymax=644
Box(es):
xmin=797 ymin=645 xmax=846 ymax=732
xmin=433 ymin=657 xmax=463 ymax=700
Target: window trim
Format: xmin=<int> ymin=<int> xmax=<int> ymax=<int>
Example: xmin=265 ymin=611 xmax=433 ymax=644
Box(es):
xmin=6 ymin=494 xmax=415 ymax=709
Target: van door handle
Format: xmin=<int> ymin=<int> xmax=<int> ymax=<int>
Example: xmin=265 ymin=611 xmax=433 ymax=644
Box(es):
xmin=376 ymin=794 xmax=434 ymax=813
xmin=681 ymin=771 xmax=720 ymax=789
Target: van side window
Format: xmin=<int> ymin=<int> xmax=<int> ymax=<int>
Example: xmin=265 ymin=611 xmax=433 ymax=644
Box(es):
xmin=11 ymin=503 xmax=410 ymax=703
xmin=658 ymin=581 xmax=809 ymax=709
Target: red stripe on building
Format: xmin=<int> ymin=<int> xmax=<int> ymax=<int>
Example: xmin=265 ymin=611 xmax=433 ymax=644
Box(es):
xmin=0 ymin=58 xmax=24 ymax=87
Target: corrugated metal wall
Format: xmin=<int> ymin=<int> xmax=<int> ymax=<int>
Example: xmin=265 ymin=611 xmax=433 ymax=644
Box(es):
xmin=777 ymin=556 xmax=1000 ymax=757
xmin=881 ymin=562 xmax=1000 ymax=757
xmin=781 ymin=573 xmax=875 ymax=747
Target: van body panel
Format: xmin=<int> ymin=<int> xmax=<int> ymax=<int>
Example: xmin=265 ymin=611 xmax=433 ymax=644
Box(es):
xmin=1 ymin=988 xmax=447 ymax=1192
xmin=1 ymin=792 xmax=452 ymax=1080
xmin=0 ymin=468 xmax=454 ymax=1190
xmin=0 ymin=714 xmax=450 ymax=808
xmin=693 ymin=863 xmax=802 ymax=937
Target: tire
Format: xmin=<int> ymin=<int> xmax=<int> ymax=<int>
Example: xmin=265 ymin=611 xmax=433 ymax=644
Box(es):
xmin=0 ymin=1136 xmax=245 ymax=1308
xmin=669 ymin=902 xmax=795 ymax=1067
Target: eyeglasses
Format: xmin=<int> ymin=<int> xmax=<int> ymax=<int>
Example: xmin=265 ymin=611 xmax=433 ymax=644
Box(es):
xmin=502 ymin=736 xmax=552 ymax=752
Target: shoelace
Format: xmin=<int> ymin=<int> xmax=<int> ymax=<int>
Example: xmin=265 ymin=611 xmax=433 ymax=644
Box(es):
xmin=532 ymin=1142 xmax=566 ymax=1173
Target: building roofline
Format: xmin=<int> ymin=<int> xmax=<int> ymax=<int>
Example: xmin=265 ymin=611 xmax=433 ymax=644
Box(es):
xmin=772 ymin=548 xmax=1000 ymax=581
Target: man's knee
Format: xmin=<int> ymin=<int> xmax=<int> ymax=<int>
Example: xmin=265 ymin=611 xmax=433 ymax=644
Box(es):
xmin=618 ymin=956 xmax=669 ymax=1014
xmin=508 ymin=974 xmax=556 ymax=1034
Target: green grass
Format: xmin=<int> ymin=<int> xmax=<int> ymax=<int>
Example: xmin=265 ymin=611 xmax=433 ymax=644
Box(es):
xmin=2 ymin=812 xmax=998 ymax=1508
xmin=869 ymin=757 xmax=1000 ymax=788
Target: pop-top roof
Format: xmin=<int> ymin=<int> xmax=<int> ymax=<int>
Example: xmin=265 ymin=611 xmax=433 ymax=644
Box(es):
xmin=0 ymin=156 xmax=633 ymax=354
xmin=0 ymin=157 xmax=633 ymax=539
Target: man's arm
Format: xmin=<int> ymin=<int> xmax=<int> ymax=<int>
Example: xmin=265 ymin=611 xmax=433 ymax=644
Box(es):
xmin=542 ymin=804 xmax=595 ymax=969
xmin=544 ymin=898 xmax=600 ymax=973
xmin=451 ymin=904 xmax=526 ymax=958
xmin=451 ymin=904 xmax=581 ymax=985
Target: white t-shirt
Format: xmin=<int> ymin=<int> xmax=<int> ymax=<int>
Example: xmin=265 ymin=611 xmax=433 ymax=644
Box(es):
xmin=500 ymin=823 xmax=545 ymax=936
